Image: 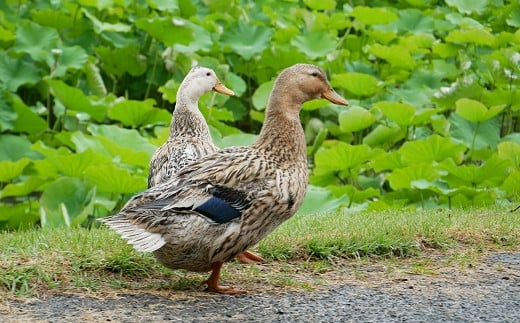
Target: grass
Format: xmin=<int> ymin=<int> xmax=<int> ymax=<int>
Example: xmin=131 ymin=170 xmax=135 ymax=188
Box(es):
xmin=1 ymin=207 xmax=519 ymax=300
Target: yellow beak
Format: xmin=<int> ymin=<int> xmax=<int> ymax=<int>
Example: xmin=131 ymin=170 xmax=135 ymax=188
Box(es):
xmin=213 ymin=82 xmax=235 ymax=96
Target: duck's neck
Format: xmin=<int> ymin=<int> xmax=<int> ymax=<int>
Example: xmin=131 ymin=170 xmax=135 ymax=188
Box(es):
xmin=169 ymin=102 xmax=212 ymax=140
xmin=254 ymin=95 xmax=307 ymax=163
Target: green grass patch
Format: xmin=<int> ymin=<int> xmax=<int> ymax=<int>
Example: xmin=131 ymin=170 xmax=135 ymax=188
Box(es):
xmin=1 ymin=207 xmax=518 ymax=299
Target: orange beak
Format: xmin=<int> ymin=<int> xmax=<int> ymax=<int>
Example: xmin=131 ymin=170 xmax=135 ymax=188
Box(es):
xmin=321 ymin=88 xmax=348 ymax=106
xmin=213 ymin=82 xmax=235 ymax=96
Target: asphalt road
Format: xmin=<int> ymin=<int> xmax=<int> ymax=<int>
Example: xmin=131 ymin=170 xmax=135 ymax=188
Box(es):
xmin=2 ymin=252 xmax=519 ymax=322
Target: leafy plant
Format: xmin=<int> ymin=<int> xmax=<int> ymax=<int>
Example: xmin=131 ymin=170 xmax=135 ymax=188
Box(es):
xmin=0 ymin=0 xmax=520 ymax=230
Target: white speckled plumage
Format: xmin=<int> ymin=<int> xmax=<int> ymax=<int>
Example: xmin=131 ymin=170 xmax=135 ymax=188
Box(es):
xmin=147 ymin=66 xmax=234 ymax=188
xmin=100 ymin=63 xmax=348 ymax=294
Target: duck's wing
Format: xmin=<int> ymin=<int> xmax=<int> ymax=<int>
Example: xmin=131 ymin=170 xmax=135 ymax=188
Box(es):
xmin=102 ymin=148 xmax=273 ymax=252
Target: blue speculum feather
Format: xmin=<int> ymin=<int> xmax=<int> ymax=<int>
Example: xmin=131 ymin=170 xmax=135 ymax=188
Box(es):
xmin=195 ymin=196 xmax=241 ymax=224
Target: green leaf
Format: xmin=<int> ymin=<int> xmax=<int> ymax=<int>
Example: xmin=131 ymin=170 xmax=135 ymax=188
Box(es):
xmin=506 ymin=8 xmax=520 ymax=27
xmin=445 ymin=0 xmax=489 ymax=14
xmin=455 ymin=98 xmax=505 ymax=123
xmin=52 ymin=46 xmax=89 ymax=78
xmin=0 ymin=93 xmax=16 ymax=131
xmin=291 ymin=31 xmax=338 ymax=59
xmin=350 ymin=6 xmax=398 ymax=25
xmin=373 ymin=101 xmax=415 ymax=127
xmin=51 ymin=149 xmax=112 ymax=178
xmin=328 ymin=185 xmax=380 ymax=203
xmin=40 ymin=177 xmax=93 ymax=228
xmin=87 ymin=124 xmax=157 ymax=155
xmin=313 ymin=142 xmax=373 ymax=175
xmin=11 ymin=21 xmax=59 ymax=62
xmin=95 ymin=45 xmax=147 ymax=77
xmin=220 ymin=21 xmax=272 ymax=60
xmin=108 ymin=99 xmax=171 ymax=127
xmin=399 ymin=135 xmax=466 ymax=165
xmin=252 ymin=80 xmax=274 ymax=110
xmin=369 ymin=44 xmax=416 ymax=69
xmin=82 ymin=9 xmax=132 ymax=33
xmin=0 ymin=201 xmax=39 ymax=230
xmin=387 ymin=164 xmax=440 ymax=190
xmin=441 ymin=156 xmax=509 ymax=187
xmin=303 ymin=0 xmax=336 ymax=10
xmin=331 ymin=72 xmax=379 ymax=97
xmin=0 ymin=135 xmax=40 ymax=161
xmin=0 ymin=176 xmax=45 ymax=198
xmin=0 ymin=158 xmax=31 ymax=182
xmin=449 ymin=114 xmax=500 ymax=150
xmin=362 ymin=125 xmax=402 ymax=147
xmin=85 ymin=164 xmax=146 ymax=194
xmin=219 ymin=134 xmax=257 ymax=148
xmin=497 ymin=141 xmax=520 ymax=168
xmin=371 ymin=151 xmax=405 ymax=172
xmin=296 ymin=185 xmax=348 ymax=216
xmin=0 ymin=52 xmax=41 ymax=91
xmin=446 ymin=28 xmax=496 ymax=47
xmin=393 ymin=8 xmax=434 ymax=33
xmin=136 ymin=16 xmax=193 ymax=46
xmin=501 ymin=170 xmax=520 ymax=197
xmin=338 ymin=106 xmax=376 ymax=132
xmin=47 ymin=79 xmax=106 ymax=122
xmin=12 ymin=96 xmax=47 ymax=135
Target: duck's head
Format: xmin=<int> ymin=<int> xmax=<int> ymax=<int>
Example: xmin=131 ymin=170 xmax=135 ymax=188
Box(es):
xmin=274 ymin=64 xmax=348 ymax=107
xmin=179 ymin=66 xmax=234 ymax=101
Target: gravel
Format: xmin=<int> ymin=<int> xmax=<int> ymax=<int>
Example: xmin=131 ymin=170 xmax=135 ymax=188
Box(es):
xmin=2 ymin=252 xmax=519 ymax=322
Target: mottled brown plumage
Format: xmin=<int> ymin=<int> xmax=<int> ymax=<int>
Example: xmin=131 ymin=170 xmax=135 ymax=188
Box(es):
xmin=148 ymin=66 xmax=234 ymax=188
xmin=100 ymin=63 xmax=348 ymax=294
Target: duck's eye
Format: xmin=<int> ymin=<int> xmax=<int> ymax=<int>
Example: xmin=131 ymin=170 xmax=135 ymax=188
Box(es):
xmin=311 ymin=72 xmax=319 ymax=77
xmin=206 ymin=72 xmax=211 ymax=76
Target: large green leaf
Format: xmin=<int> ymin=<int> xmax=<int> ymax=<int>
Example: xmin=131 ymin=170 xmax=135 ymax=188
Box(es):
xmin=87 ymin=124 xmax=156 ymax=154
xmin=39 ymin=177 xmax=94 ymax=228
xmin=0 ymin=135 xmax=40 ymax=161
xmin=85 ymin=164 xmax=146 ymax=194
xmin=331 ymin=72 xmax=379 ymax=97
xmin=445 ymin=0 xmax=489 ymax=14
xmin=501 ymin=170 xmax=520 ymax=197
xmin=11 ymin=21 xmax=59 ymax=62
xmin=441 ymin=156 xmax=510 ymax=187
xmin=296 ymin=185 xmax=348 ymax=216
xmin=369 ymin=44 xmax=416 ymax=69
xmin=82 ymin=9 xmax=132 ymax=33
xmin=497 ymin=141 xmax=520 ymax=168
xmin=387 ymin=164 xmax=441 ymax=190
xmin=11 ymin=95 xmax=47 ymax=135
xmin=47 ymin=80 xmax=106 ymax=122
xmin=338 ymin=106 xmax=376 ymax=132
xmin=313 ymin=142 xmax=373 ymax=175
xmin=0 ymin=176 xmax=45 ymax=198
xmin=399 ymin=135 xmax=466 ymax=165
xmin=95 ymin=45 xmax=147 ymax=77
xmin=303 ymin=0 xmax=336 ymax=10
xmin=291 ymin=31 xmax=338 ymax=59
xmin=0 ymin=92 xmax=16 ymax=131
xmin=108 ymin=99 xmax=171 ymax=127
xmin=373 ymin=101 xmax=415 ymax=127
xmin=52 ymin=46 xmax=89 ymax=78
xmin=252 ymin=80 xmax=274 ymax=110
xmin=220 ymin=21 xmax=272 ymax=60
xmin=349 ymin=6 xmax=398 ymax=25
xmin=446 ymin=28 xmax=496 ymax=47
xmin=455 ymin=98 xmax=505 ymax=123
xmin=449 ymin=114 xmax=500 ymax=150
xmin=0 ymin=201 xmax=39 ymax=230
xmin=0 ymin=52 xmax=41 ymax=91
xmin=135 ymin=16 xmax=193 ymax=46
xmin=0 ymin=158 xmax=31 ymax=182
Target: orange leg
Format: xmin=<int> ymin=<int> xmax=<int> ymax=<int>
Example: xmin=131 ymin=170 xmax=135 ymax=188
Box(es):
xmin=202 ymin=262 xmax=246 ymax=295
xmin=236 ymin=250 xmax=264 ymax=264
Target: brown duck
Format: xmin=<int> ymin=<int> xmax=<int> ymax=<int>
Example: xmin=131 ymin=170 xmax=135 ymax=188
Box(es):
xmin=100 ymin=64 xmax=348 ymax=294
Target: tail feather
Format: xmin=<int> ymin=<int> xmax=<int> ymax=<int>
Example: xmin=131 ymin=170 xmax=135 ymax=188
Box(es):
xmin=99 ymin=216 xmax=166 ymax=252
